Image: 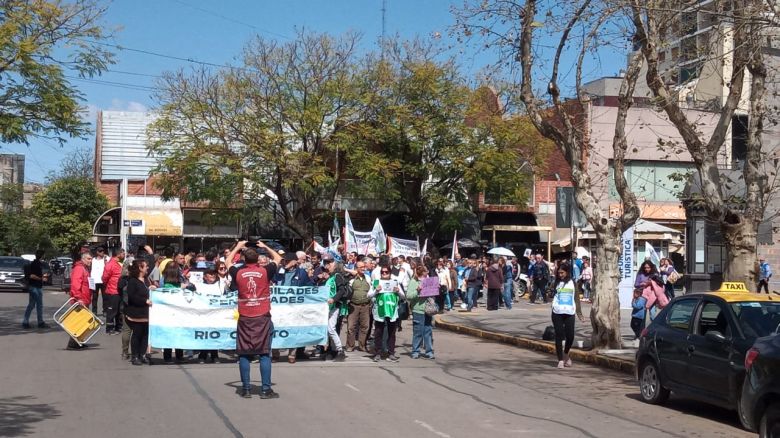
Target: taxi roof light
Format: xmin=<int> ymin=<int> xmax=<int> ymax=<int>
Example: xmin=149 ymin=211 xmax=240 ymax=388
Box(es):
xmin=717 ymin=282 xmax=749 ymax=293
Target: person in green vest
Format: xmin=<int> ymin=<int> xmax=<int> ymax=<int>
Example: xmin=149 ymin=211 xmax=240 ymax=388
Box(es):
xmin=324 ymin=259 xmax=349 ymax=362
xmin=405 ymin=265 xmax=435 ymax=359
xmin=367 ymin=267 xmax=406 ymax=362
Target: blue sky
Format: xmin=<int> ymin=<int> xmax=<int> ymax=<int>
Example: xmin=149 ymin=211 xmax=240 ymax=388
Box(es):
xmin=3 ymin=0 xmax=626 ymax=183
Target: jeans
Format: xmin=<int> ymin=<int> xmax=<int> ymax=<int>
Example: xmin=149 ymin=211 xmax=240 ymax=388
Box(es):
xmin=239 ymin=354 xmax=272 ymax=392
xmin=502 ymin=281 xmax=513 ymax=309
xmin=758 ymin=279 xmax=770 ymax=294
xmin=551 ymin=312 xmax=575 ymax=361
xmin=532 ymin=282 xmax=548 ymax=303
xmin=664 ymin=283 xmax=675 ymax=300
xmin=467 ymin=286 xmax=479 ymax=310
xmin=23 ymin=286 xmax=44 ymax=325
xmin=327 ymin=307 xmax=343 ymax=351
xmin=411 ymin=312 xmax=433 ymax=356
xmin=581 ymin=280 xmax=592 ymax=300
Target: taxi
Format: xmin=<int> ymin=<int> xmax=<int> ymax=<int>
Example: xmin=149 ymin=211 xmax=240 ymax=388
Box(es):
xmin=636 ymin=282 xmax=780 ymax=427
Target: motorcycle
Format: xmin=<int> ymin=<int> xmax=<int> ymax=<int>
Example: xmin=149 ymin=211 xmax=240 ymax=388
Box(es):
xmin=513 ymin=273 xmax=530 ymax=298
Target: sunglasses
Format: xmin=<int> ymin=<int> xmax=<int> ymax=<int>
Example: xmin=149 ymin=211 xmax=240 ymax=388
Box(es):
xmin=218 ymin=267 xmax=227 ymax=271
xmin=381 ymin=271 xmax=390 ymax=274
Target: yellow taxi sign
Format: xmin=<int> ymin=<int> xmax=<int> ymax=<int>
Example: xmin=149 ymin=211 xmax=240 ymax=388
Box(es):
xmin=718 ymin=282 xmax=749 ymax=292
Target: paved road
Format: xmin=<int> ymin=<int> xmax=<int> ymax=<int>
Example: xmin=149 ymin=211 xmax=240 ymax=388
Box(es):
xmin=0 ymin=289 xmax=752 ymax=438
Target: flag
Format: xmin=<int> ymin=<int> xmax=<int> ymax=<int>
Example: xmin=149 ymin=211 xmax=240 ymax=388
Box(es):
xmin=421 ymin=238 xmax=428 ymax=257
xmin=371 ymin=218 xmax=386 ymax=253
xmin=645 ymin=241 xmax=660 ymax=267
xmin=450 ymin=231 xmax=458 ymax=260
xmin=344 ymin=210 xmax=355 ymax=253
xmin=330 ymin=215 xmax=340 ymax=248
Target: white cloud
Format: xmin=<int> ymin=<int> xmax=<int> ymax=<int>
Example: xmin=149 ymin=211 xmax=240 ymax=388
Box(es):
xmin=108 ymin=98 xmax=148 ymax=112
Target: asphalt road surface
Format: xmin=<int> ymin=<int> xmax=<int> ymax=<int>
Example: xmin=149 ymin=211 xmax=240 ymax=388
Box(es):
xmin=0 ymin=289 xmax=753 ymax=438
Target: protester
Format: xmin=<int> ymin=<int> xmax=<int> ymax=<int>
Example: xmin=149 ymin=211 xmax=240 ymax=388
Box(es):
xmin=215 ymin=260 xmax=231 ymax=293
xmin=67 ymin=251 xmax=93 ymax=350
xmin=234 ymin=242 xmax=280 ymax=399
xmin=101 ymin=248 xmax=125 ymax=334
xmin=406 ymin=265 xmax=434 ymax=359
xmin=324 ymin=259 xmax=348 ymax=361
xmin=529 ymin=253 xmax=550 ymax=304
xmin=580 ymin=258 xmax=593 ymax=303
xmin=465 ymin=256 xmax=483 ymax=311
xmin=758 ymin=257 xmax=772 ymax=294
xmin=90 ymin=247 xmax=109 ymax=314
xmin=435 ymin=259 xmax=452 ymax=311
xmin=447 ymin=260 xmax=459 ymax=308
xmin=346 ymin=259 xmax=372 ymax=353
xmin=22 ymin=249 xmax=49 ymax=330
xmin=631 ymin=289 xmax=647 ymax=340
xmin=125 ymin=259 xmax=153 ymax=366
xmin=499 ymin=257 xmax=513 ymax=310
xmin=659 ymin=258 xmax=677 ymax=299
xmin=197 ymin=269 xmax=221 ymax=364
xmin=551 ymin=263 xmax=579 ymax=369
xmin=636 ymin=261 xmax=668 ymax=320
xmin=485 ymin=257 xmax=504 ymax=311
xmin=368 ymin=267 xmax=405 ymax=362
xmin=273 ymin=252 xmax=312 ymax=363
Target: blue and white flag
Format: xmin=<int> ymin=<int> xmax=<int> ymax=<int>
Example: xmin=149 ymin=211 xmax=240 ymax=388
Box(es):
xmin=149 ymin=286 xmax=328 ymax=350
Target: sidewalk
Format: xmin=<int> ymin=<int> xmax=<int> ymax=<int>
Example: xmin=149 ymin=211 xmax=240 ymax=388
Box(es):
xmin=435 ymin=298 xmax=638 ymax=374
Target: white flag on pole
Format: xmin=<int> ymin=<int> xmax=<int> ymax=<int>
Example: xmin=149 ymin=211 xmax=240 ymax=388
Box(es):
xmin=421 ymin=238 xmax=428 ymax=257
xmin=645 ymin=241 xmax=660 ymax=266
xmin=450 ymin=231 xmax=457 ymax=260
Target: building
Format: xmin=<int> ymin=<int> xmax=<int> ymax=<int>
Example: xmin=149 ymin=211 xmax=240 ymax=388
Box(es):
xmin=93 ymin=111 xmax=241 ymax=253
xmin=0 ymin=154 xmax=24 ymax=186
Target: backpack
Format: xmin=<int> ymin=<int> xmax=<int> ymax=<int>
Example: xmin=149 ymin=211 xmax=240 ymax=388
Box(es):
xmin=335 ymin=273 xmax=353 ymax=304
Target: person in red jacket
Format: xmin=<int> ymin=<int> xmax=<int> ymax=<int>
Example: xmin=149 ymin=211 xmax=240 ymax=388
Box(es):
xmin=101 ymin=248 xmax=125 ymax=334
xmin=68 ymin=251 xmax=93 ymax=350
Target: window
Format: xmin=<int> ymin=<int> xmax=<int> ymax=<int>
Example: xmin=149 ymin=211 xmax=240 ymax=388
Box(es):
xmin=608 ymin=162 xmax=694 ymax=202
xmin=697 ymin=302 xmax=731 ymax=337
xmin=731 ymin=302 xmax=780 ymax=339
xmin=667 ymin=299 xmax=697 ymax=332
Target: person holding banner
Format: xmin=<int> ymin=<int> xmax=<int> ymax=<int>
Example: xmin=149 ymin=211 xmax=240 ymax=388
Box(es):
xmin=126 ymin=260 xmax=153 ymax=366
xmin=324 ymin=259 xmax=349 ymax=362
xmin=406 ymin=266 xmax=435 ymax=360
xmin=274 ymin=252 xmax=313 ymax=364
xmin=234 ymin=242 xmax=281 ymax=399
xmin=368 ymin=267 xmax=406 ymax=362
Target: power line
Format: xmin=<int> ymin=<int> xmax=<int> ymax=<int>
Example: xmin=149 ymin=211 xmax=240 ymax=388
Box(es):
xmin=168 ymin=0 xmax=291 ymax=40
xmin=65 ymin=75 xmax=157 ymax=92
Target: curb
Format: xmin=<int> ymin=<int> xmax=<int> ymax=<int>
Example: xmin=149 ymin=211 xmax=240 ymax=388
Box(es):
xmin=434 ymin=315 xmax=636 ymax=375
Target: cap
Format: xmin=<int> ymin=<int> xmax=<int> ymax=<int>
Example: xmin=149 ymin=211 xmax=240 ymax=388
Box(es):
xmin=283 ymin=252 xmax=297 ymax=262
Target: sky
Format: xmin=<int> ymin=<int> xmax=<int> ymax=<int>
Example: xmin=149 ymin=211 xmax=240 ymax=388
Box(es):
xmin=2 ymin=0 xmax=626 ymax=183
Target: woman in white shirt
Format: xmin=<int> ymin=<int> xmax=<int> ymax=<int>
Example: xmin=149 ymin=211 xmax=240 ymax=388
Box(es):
xmin=551 ymin=262 xmax=580 ymax=369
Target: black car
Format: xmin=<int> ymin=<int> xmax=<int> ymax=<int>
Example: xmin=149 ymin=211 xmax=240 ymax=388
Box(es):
xmin=636 ymin=290 xmax=780 ymax=426
xmin=740 ymin=334 xmax=780 ymax=436
xmin=0 ymin=256 xmax=29 ymax=292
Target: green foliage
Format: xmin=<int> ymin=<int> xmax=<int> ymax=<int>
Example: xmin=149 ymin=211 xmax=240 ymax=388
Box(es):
xmin=149 ymin=31 xmax=365 ymax=239
xmin=0 ymin=183 xmax=22 ymax=212
xmin=32 ymin=177 xmax=108 ymax=251
xmin=0 ymin=0 xmax=114 ymax=145
xmin=0 ymin=210 xmax=43 ymax=255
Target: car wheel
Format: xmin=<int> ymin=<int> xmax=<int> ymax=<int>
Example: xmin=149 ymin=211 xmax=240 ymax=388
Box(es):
xmin=760 ymin=403 xmax=780 ymax=438
xmin=639 ymin=361 xmax=669 ymax=405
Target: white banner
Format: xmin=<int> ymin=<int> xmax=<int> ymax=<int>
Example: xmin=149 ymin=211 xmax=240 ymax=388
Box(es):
xmin=618 ymin=227 xmax=635 ymax=309
xmin=388 ymin=237 xmax=420 ymax=257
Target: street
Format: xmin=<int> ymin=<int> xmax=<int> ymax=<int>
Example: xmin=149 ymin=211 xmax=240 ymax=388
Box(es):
xmin=1 ymin=289 xmax=751 ymax=438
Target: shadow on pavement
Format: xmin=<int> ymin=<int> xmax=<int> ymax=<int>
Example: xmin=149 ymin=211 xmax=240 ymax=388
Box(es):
xmin=623 ymin=393 xmax=745 ymax=429
xmin=0 ymin=396 xmax=60 ymax=437
xmin=0 ymin=306 xmax=60 ymax=337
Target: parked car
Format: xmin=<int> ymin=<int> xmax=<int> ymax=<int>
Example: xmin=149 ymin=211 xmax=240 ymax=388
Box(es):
xmin=0 ymin=256 xmax=29 ymax=292
xmin=740 ymin=334 xmax=780 ymax=436
xmin=636 ymin=283 xmax=780 ymax=429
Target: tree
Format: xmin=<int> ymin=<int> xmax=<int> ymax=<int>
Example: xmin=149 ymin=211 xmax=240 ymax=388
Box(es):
xmin=628 ymin=0 xmax=780 ymax=285
xmin=46 ymin=145 xmax=94 ymax=181
xmin=455 ymin=0 xmax=643 ymax=348
xmin=148 ymin=31 xmax=365 ymax=242
xmin=0 ymin=210 xmax=41 ymax=255
xmin=0 ymin=182 xmax=22 ymax=212
xmin=348 ymin=43 xmax=551 ymax=239
xmin=32 ymin=177 xmax=108 ymax=252
xmin=0 ymin=0 xmax=113 ymax=145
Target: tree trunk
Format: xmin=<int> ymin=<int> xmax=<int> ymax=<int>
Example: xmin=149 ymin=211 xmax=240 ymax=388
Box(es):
xmin=722 ymin=216 xmax=759 ymax=287
xmin=591 ymin=228 xmax=623 ymax=349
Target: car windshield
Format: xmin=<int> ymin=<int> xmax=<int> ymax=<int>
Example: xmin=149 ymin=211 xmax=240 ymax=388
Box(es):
xmin=731 ymin=301 xmax=780 ymax=338
xmin=0 ymin=258 xmax=26 ymax=269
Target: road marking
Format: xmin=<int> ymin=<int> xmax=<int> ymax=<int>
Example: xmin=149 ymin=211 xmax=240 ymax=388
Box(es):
xmin=414 ymin=420 xmax=451 ymax=438
xmin=345 ymin=383 xmax=360 ymax=392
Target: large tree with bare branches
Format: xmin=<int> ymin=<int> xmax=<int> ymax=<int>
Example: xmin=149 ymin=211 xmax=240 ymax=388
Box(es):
xmin=455 ymin=0 xmax=645 ymax=348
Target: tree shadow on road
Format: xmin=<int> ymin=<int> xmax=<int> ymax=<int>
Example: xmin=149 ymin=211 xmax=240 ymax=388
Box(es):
xmin=623 ymin=393 xmax=745 ymax=429
xmin=0 ymin=306 xmax=60 ymax=337
xmin=0 ymin=396 xmax=60 ymax=437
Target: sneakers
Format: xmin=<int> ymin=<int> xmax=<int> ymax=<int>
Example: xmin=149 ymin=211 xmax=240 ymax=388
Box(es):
xmin=411 ymin=354 xmax=420 ymax=359
xmin=386 ymin=354 xmax=399 ymax=363
xmin=564 ymin=356 xmax=572 ymax=367
xmin=241 ymin=388 xmax=252 ymax=399
xmin=372 ymin=354 xmax=382 ymax=362
xmin=38 ymin=322 xmax=50 ymax=329
xmin=259 ymin=389 xmax=279 ymax=400
xmin=131 ymin=357 xmax=144 ymax=366
xmin=21 ymin=322 xmax=31 ymax=329
xmin=425 ymin=353 xmax=435 ymax=360
xmin=557 ymin=360 xmax=565 ymax=369
xmin=333 ymin=350 xmax=346 ymax=362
